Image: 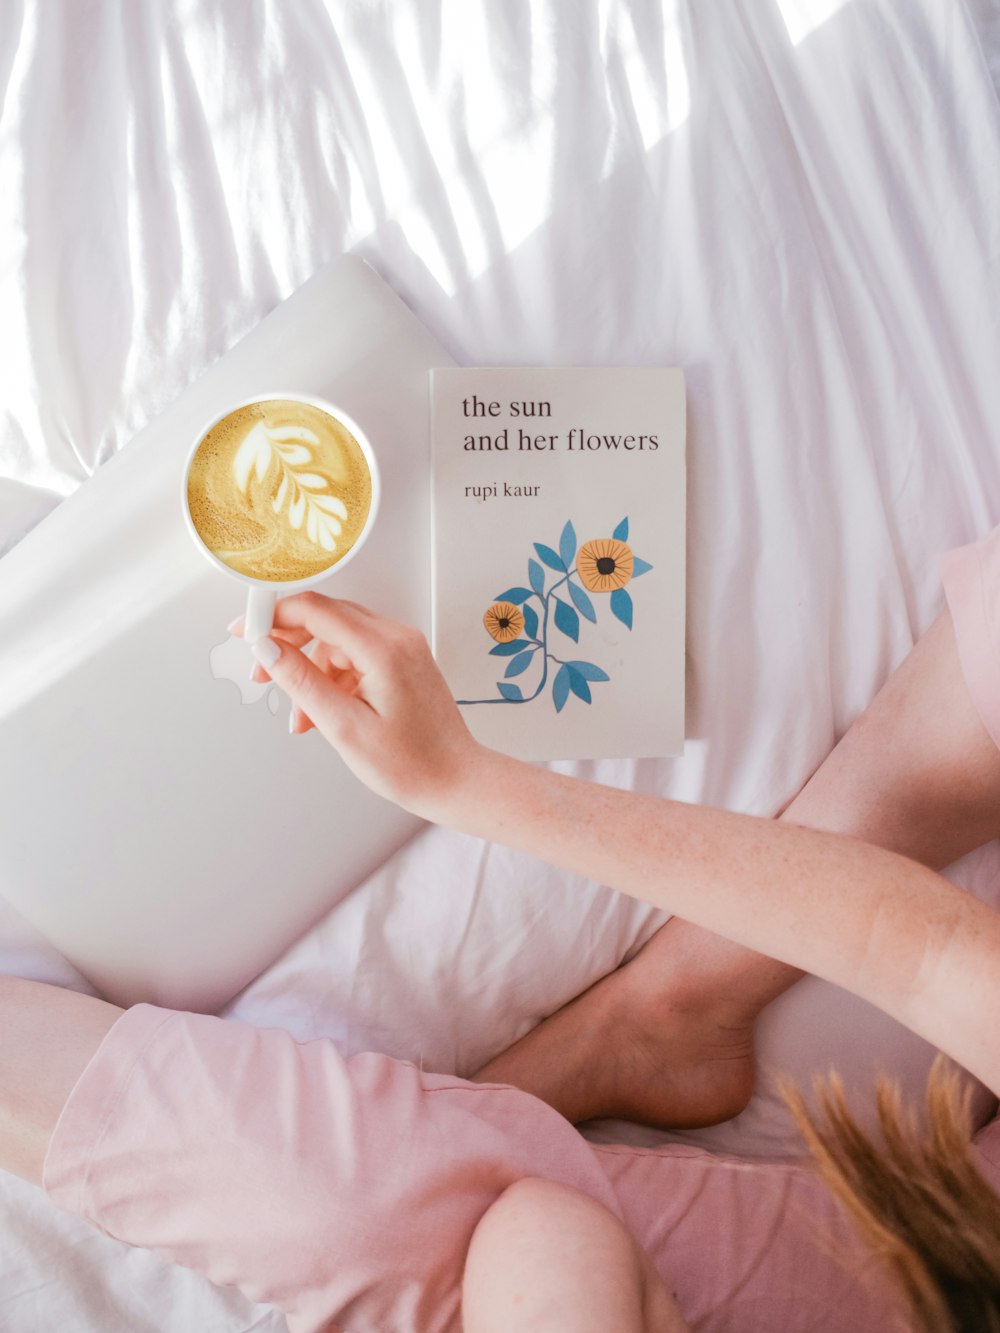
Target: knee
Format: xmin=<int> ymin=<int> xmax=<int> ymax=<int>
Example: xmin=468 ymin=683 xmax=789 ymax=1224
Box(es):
xmin=462 ymin=1178 xmax=650 ymax=1332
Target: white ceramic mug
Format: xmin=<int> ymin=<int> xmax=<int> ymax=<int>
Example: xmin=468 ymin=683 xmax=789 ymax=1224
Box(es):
xmin=181 ymin=392 xmax=380 ymax=641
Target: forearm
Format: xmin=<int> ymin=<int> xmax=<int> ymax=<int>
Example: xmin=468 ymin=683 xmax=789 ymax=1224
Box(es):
xmin=446 ymin=747 xmax=1000 ymax=1085
xmin=251 ymin=594 xmax=1000 ymax=1085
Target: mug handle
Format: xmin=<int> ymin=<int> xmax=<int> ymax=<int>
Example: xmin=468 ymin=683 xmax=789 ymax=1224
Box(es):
xmin=244 ymin=585 xmax=276 ymax=643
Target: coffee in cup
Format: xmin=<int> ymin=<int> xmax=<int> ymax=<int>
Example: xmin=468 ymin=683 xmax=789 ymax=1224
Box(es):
xmin=186 ymin=397 xmax=373 ymax=582
xmin=182 ymin=393 xmax=379 ymax=643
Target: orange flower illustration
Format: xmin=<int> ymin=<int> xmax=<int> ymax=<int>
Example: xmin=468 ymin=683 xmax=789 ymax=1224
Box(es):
xmin=576 ymin=538 xmax=634 ymax=593
xmin=483 ymin=601 xmax=525 ymax=642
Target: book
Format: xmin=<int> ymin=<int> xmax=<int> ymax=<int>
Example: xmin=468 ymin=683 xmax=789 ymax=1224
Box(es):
xmin=430 ymin=367 xmax=686 ymax=760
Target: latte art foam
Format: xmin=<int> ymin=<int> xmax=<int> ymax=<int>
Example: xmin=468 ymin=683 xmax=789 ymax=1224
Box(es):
xmin=187 ymin=399 xmax=373 ymax=582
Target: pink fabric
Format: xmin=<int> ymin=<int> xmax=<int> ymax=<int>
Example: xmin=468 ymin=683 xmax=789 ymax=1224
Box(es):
xmin=44 ymin=1003 xmax=907 ymax=1333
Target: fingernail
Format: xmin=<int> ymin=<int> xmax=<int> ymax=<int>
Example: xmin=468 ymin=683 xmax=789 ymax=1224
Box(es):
xmin=288 ymin=706 xmax=298 ymax=734
xmin=227 ymin=617 xmax=243 ymax=634
xmin=251 ymin=637 xmax=281 ymax=668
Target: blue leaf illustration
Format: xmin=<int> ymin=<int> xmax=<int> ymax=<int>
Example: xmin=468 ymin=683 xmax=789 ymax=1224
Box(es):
xmin=495 ymin=586 xmax=534 ymax=604
xmin=522 ymin=603 xmax=539 ymax=639
xmin=613 ymin=516 xmax=629 ymax=541
xmin=553 ymin=597 xmax=580 ymax=643
xmin=497 ymin=682 xmax=523 ymax=701
xmin=567 ymin=579 xmax=597 ymax=623
xmin=534 ymin=542 xmax=565 ymax=572
xmin=566 ymin=660 xmax=610 ymax=682
xmin=552 ymin=664 xmax=571 ymax=713
xmin=528 ymin=559 xmax=545 ymax=596
xmin=559 ymin=520 xmax=577 ymax=568
xmin=504 ymin=648 xmax=538 ymax=678
xmin=567 ymin=667 xmax=592 ymax=703
xmin=489 ymin=639 xmax=531 ymax=656
xmin=610 ymin=587 xmax=633 ymax=629
xmin=631 ymin=557 xmax=653 ymax=578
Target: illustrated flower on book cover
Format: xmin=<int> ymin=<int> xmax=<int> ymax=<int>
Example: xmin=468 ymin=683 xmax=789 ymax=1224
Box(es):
xmin=482 ymin=602 xmax=525 ymax=643
xmin=576 ymin=538 xmax=634 ymax=592
xmin=458 ymin=517 xmax=653 ymax=714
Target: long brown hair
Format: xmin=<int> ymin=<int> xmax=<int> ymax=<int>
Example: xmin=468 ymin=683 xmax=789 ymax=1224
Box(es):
xmin=784 ymin=1058 xmax=1000 ymax=1332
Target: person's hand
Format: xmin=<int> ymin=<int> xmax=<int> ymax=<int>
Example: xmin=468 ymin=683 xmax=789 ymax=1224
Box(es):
xmin=228 ymin=593 xmax=488 ymax=822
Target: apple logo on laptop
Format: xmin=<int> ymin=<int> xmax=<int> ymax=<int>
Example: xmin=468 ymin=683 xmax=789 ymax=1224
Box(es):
xmin=209 ymin=635 xmax=281 ymax=713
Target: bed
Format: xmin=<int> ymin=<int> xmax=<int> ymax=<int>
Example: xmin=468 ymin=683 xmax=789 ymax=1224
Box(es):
xmin=3 ymin=1 xmax=1000 ymax=1328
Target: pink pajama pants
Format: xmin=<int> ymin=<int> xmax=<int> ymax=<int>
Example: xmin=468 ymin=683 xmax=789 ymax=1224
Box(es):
xmin=43 ymin=1003 xmax=909 ymax=1332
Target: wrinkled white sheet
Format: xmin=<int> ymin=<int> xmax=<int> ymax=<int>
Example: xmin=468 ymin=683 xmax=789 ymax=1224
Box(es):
xmin=3 ymin=1 xmax=1000 ymax=1329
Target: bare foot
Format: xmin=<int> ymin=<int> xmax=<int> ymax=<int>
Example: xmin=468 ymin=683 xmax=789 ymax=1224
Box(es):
xmin=470 ymin=923 xmax=783 ymax=1130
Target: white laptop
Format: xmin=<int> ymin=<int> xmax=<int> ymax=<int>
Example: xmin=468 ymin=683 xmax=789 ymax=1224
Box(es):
xmin=0 ymin=257 xmax=454 ymax=1012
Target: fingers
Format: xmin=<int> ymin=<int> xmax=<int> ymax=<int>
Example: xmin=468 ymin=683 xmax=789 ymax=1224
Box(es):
xmin=289 ymin=705 xmax=311 ymax=735
xmin=251 ymin=634 xmax=368 ymax=738
xmin=228 ymin=615 xmax=313 ymax=650
xmin=273 ymin=595 xmax=425 ymax=685
xmin=232 ymin=596 xmax=398 ymax=672
xmin=327 ymin=644 xmax=353 ymax=671
xmin=311 ymin=642 xmax=360 ymax=696
xmin=290 ymin=642 xmax=361 ymax=733
xmin=248 ymin=629 xmax=316 ymax=684
xmin=231 ymin=593 xmax=402 ymax=739
xmin=290 ymin=642 xmax=347 ymax=734
xmin=268 ymin=593 xmax=391 ymax=673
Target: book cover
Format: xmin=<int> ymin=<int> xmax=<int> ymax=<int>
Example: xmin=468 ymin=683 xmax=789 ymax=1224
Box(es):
xmin=430 ymin=367 xmax=686 ymax=760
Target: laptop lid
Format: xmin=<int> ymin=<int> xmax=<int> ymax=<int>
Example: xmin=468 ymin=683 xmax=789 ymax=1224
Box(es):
xmin=0 ymin=257 xmax=454 ymax=1011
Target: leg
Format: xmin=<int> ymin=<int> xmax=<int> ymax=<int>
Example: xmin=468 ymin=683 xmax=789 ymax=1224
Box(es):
xmin=462 ymin=1178 xmax=689 ymax=1333
xmin=474 ymin=607 xmax=1000 ymax=1126
xmin=0 ymin=975 xmax=122 ymax=1185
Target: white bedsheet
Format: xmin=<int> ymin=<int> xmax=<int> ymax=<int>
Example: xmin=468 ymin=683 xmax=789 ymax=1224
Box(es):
xmin=3 ymin=1 xmax=1000 ymax=1329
